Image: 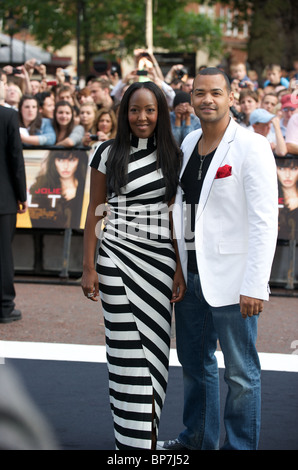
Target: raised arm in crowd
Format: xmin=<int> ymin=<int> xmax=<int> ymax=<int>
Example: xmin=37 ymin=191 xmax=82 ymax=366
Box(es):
xmin=0 ymin=55 xmax=297 ymax=156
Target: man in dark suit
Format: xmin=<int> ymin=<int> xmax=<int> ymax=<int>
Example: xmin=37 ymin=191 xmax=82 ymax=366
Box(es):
xmin=0 ymin=96 xmax=27 ymax=323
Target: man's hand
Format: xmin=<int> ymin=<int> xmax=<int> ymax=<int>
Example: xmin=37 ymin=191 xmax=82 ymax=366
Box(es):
xmin=240 ymin=295 xmax=263 ymax=319
xmin=17 ymin=200 xmax=28 ymax=214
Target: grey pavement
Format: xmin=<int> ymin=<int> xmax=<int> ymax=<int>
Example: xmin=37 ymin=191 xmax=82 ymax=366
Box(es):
xmin=0 ymin=279 xmax=297 ymax=356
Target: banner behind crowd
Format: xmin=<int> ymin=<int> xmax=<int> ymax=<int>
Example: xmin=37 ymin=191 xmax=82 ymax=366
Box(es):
xmin=17 ymin=148 xmax=298 ymax=240
xmin=276 ymin=155 xmax=298 ymax=240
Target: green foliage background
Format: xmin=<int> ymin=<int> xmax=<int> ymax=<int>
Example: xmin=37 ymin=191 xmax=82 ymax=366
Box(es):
xmin=0 ymin=0 xmax=222 ymax=58
xmin=2 ymin=0 xmax=297 ymax=73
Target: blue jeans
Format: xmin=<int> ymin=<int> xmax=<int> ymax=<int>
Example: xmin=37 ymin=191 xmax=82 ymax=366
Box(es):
xmin=175 ymin=272 xmax=261 ymax=450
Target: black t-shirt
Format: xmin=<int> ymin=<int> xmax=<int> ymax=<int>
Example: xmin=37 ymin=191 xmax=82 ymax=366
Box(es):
xmin=180 ymin=139 xmax=216 ymax=272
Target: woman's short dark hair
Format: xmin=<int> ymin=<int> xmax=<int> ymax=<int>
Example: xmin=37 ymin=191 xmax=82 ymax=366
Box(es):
xmin=106 ymin=81 xmax=182 ymax=201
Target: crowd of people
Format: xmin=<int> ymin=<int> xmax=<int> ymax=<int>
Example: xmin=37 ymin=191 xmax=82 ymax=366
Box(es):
xmin=229 ymin=62 xmax=298 ymax=156
xmin=0 ymin=59 xmax=119 ymax=152
xmin=1 ymin=51 xmax=298 ymax=156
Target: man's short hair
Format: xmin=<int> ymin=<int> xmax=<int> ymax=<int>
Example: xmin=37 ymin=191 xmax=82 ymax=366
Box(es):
xmin=195 ymin=67 xmax=231 ymax=93
xmin=35 ymin=91 xmax=52 ymax=107
xmin=90 ymin=78 xmax=111 ymax=90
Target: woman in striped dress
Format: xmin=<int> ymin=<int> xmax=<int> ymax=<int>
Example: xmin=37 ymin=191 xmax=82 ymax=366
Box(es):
xmin=81 ymin=82 xmax=186 ymax=450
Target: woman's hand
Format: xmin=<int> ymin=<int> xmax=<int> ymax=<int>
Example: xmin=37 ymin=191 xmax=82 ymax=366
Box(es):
xmin=81 ymin=266 xmax=99 ymax=302
xmin=97 ymin=131 xmax=109 ymax=141
xmin=82 ymin=132 xmax=92 ymax=146
xmin=171 ymin=265 xmax=186 ymax=303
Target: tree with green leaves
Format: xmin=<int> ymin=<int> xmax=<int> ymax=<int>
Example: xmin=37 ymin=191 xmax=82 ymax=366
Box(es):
xmin=0 ymin=0 xmax=223 ymax=75
xmin=205 ymin=0 xmax=298 ymax=73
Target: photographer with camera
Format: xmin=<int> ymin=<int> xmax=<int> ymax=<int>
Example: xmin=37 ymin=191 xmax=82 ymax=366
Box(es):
xmin=25 ymin=59 xmax=50 ymax=95
xmin=111 ymin=49 xmax=175 ymax=108
xmin=82 ymin=107 xmax=117 ymax=149
xmin=3 ymin=64 xmax=32 ymax=97
xmin=165 ymin=64 xmax=187 ymax=86
xmin=230 ymin=62 xmax=255 ymax=93
xmin=170 ymin=90 xmax=201 ymax=145
xmin=164 ymin=64 xmax=194 ymax=94
xmin=3 ymin=58 xmax=51 ymax=100
xmin=107 ymin=65 xmax=121 ymax=89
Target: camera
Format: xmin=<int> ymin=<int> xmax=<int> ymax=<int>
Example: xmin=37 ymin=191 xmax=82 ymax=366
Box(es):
xmin=176 ymin=67 xmax=188 ymax=79
xmin=12 ymin=68 xmax=22 ymax=75
xmin=62 ymin=69 xmax=71 ymax=83
xmin=137 ymin=70 xmax=148 ymax=76
xmin=110 ymin=65 xmax=118 ymax=76
xmin=230 ymin=106 xmax=245 ymax=123
xmin=35 ymin=60 xmax=42 ymax=66
xmin=239 ymin=82 xmax=248 ymax=88
xmin=89 ymin=134 xmax=99 ymax=141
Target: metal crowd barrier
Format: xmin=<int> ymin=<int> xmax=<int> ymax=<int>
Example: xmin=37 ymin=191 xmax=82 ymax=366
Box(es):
xmin=13 ymin=147 xmax=297 ymax=289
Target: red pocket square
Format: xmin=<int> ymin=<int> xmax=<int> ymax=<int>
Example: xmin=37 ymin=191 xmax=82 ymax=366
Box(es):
xmin=215 ymin=165 xmax=232 ymax=179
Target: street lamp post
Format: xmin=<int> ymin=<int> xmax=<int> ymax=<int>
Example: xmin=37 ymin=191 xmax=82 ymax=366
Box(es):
xmin=76 ymin=1 xmax=81 ymax=86
xmin=146 ymin=0 xmax=153 ymax=53
xmin=21 ymin=23 xmax=29 ymax=63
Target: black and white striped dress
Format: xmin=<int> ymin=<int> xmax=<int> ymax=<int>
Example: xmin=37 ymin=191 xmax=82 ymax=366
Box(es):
xmin=90 ymin=136 xmax=176 ymax=450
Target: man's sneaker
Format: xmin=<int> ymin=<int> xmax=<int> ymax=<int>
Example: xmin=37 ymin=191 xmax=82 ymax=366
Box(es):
xmin=156 ymin=438 xmax=189 ymax=450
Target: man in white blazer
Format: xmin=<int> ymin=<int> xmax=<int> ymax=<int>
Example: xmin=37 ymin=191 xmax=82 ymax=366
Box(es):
xmin=159 ymin=68 xmax=278 ymax=450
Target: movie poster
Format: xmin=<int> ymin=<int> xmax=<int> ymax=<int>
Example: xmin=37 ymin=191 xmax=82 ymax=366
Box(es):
xmin=276 ymin=156 xmax=298 ymax=240
xmin=17 ymin=148 xmax=91 ymax=230
xmin=17 ymin=150 xmax=298 ymax=240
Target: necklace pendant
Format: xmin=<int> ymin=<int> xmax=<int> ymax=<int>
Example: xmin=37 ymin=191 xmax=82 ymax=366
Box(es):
xmin=198 ymin=155 xmax=205 ymax=181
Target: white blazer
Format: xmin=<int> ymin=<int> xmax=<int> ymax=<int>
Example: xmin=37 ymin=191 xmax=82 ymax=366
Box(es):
xmin=173 ymin=118 xmax=278 ymax=307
